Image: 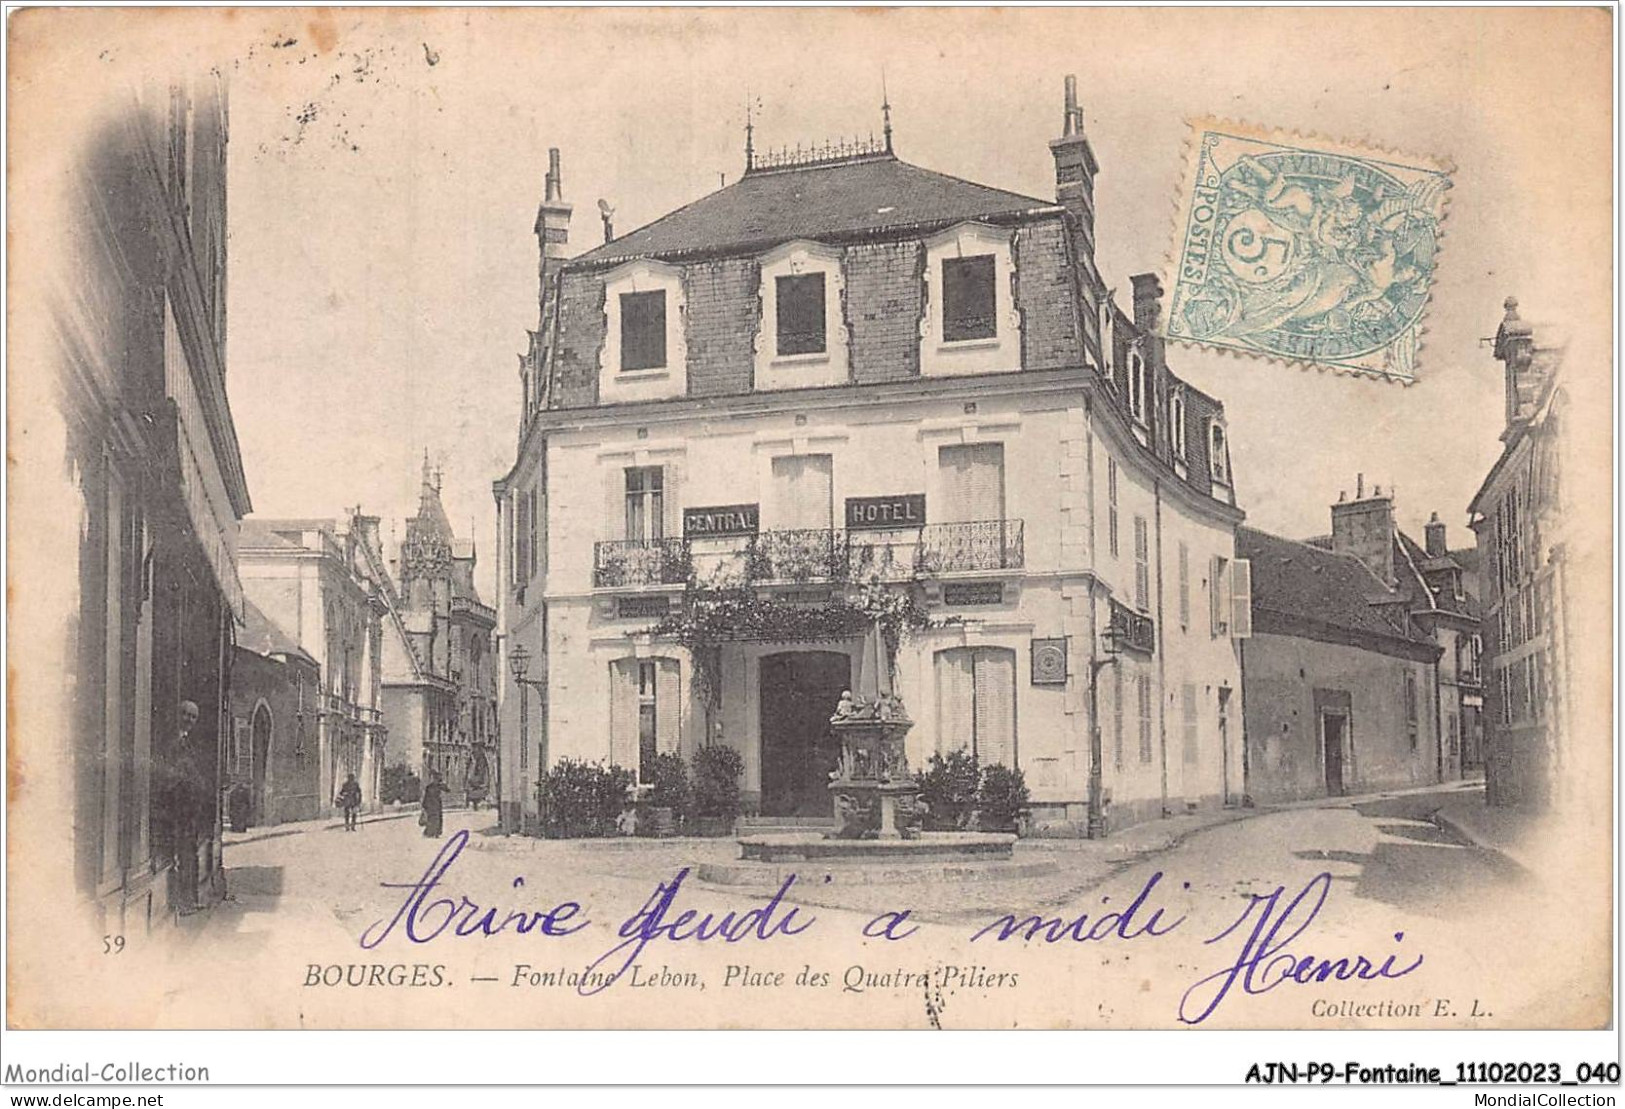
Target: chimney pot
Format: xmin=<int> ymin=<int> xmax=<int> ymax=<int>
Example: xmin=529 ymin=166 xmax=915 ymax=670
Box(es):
xmin=1356 ymin=473 xmax=1365 ymax=499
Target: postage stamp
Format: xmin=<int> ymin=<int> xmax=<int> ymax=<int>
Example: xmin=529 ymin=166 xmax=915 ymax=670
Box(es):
xmin=1166 ymin=120 xmax=1453 ymax=382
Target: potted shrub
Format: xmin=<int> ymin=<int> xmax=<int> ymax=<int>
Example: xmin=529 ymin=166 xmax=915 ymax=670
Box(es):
xmin=976 ymin=763 xmax=1031 ymax=834
xmin=638 ymin=752 xmax=690 ymax=838
xmin=691 ymin=744 xmax=745 ymax=836
xmin=917 ymin=749 xmax=980 ymax=831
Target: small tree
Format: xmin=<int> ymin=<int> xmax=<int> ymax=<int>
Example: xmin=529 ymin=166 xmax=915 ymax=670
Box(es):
xmin=977 ymin=764 xmax=1031 ymax=834
xmin=917 ymin=749 xmax=980 ymax=831
xmin=380 ymin=764 xmax=421 ymax=805
xmin=692 ymin=744 xmax=745 ymax=828
xmin=639 ymin=752 xmax=691 ymax=836
xmin=541 ymin=760 xmax=634 ymax=838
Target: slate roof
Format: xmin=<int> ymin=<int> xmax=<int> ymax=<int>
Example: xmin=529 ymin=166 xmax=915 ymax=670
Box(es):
xmin=1238 ymin=526 xmax=1438 ymax=659
xmin=1396 ymin=530 xmax=1478 ymax=618
xmin=571 ymin=153 xmax=1055 ymax=266
xmin=238 ymin=598 xmax=316 ymax=665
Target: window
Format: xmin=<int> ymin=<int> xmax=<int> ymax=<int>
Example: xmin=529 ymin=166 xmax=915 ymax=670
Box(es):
xmin=637 ymin=660 xmax=658 ymax=776
xmin=1177 ymin=542 xmax=1190 ymax=628
xmin=619 ymin=290 xmax=667 ymax=371
xmin=1211 ymin=555 xmax=1231 ymax=636
xmin=938 ymin=442 xmax=1006 ymax=522
xmin=513 ymin=493 xmax=529 ymax=586
xmin=1404 ymin=670 xmax=1419 ymax=751
xmin=1129 ymin=348 xmax=1148 ymax=424
xmin=770 ymin=454 xmax=834 ymax=529
xmin=942 ymin=255 xmax=997 ymax=342
xmin=1209 ymin=420 xmax=1229 ymax=484
xmin=1108 ymin=459 xmax=1120 ymax=559
xmin=1137 ymin=674 xmax=1154 ymax=764
xmin=1112 ymin=663 xmax=1125 ymax=772
xmin=611 ymin=657 xmax=680 ymax=779
xmin=935 ymin=647 xmax=1017 ymax=767
xmin=527 ymin=489 xmax=540 ymax=580
xmin=775 ymin=274 xmax=826 ymax=356
xmin=1133 ymin=516 xmax=1150 ymax=612
xmin=1170 ymin=390 xmax=1188 ymax=458
xmin=625 ymin=467 xmax=664 ymax=541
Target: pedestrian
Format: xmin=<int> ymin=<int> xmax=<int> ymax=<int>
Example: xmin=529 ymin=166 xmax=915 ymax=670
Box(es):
xmin=160 ymin=700 xmax=209 ymax=915
xmin=337 ymin=772 xmax=362 ymax=832
xmin=420 ymin=769 xmax=446 ymax=838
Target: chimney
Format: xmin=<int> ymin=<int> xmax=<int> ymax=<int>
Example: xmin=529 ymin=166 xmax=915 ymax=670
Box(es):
xmin=1330 ymin=476 xmax=1396 ymax=586
xmin=1049 ymin=75 xmax=1104 ymax=352
xmin=535 ymin=148 xmax=574 ymax=321
xmin=1424 ymin=512 xmax=1448 ymax=558
xmin=1130 ymin=273 xmax=1164 ymax=334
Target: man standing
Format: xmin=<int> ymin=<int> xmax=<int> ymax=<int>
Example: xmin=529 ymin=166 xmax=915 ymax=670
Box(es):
xmin=162 ymin=700 xmax=209 ymax=915
xmin=336 ymin=772 xmax=362 ymax=831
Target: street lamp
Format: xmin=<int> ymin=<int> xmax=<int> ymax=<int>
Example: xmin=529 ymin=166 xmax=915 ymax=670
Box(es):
xmin=508 ymin=642 xmax=546 ymax=834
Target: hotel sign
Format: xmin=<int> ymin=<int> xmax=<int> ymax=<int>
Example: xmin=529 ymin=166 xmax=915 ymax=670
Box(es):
xmin=683 ymin=503 xmax=759 ymax=537
xmin=943 ymin=582 xmax=1004 ymax=606
xmin=845 ymin=494 xmax=926 ymax=531
xmin=1108 ymin=598 xmax=1156 ymax=655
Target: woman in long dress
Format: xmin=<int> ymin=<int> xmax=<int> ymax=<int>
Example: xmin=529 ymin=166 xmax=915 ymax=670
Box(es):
xmin=421 ymin=771 xmax=447 ymax=838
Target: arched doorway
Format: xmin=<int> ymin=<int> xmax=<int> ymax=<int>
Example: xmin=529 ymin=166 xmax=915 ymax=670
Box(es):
xmin=251 ymin=703 xmax=272 ymax=826
xmin=758 ymin=650 xmax=852 ymax=817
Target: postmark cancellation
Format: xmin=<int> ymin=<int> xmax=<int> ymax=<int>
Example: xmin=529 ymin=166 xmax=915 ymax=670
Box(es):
xmin=1166 ymin=120 xmax=1453 ymax=382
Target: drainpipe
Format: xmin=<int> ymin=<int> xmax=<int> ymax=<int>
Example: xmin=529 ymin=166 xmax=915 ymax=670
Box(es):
xmin=1154 ymin=481 xmax=1169 ymax=816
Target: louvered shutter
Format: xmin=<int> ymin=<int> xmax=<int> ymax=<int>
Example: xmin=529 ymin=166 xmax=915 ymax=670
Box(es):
xmin=609 ymin=660 xmax=638 ymax=769
xmin=940 ymin=444 xmax=1005 ymax=522
xmin=936 ymin=649 xmax=975 ymax=755
xmin=1231 ymin=558 xmax=1252 ymax=639
xmin=974 ymin=648 xmax=1017 ymax=768
xmin=656 ymin=658 xmax=681 ymax=754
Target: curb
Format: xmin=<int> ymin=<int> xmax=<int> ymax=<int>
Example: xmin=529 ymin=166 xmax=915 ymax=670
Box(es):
xmin=1429 ymin=809 xmax=1531 ymax=874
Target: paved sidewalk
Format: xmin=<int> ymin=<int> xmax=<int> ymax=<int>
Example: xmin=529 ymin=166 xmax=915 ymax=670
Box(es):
xmin=222 ymin=802 xmax=490 ymax=847
xmin=1428 ymin=784 xmax=1541 ymax=872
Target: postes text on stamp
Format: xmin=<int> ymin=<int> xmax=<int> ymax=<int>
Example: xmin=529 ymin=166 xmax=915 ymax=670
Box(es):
xmin=1167 ymin=121 xmax=1452 ymax=382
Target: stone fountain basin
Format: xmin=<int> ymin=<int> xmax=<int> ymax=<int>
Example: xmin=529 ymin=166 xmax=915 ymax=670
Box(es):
xmin=738 ymin=831 xmax=1016 ymax=863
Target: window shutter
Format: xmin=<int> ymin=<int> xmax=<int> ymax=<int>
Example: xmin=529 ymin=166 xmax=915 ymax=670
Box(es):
xmin=606 ymin=466 xmax=627 ymax=542
xmin=974 ymin=648 xmax=1016 ymax=768
xmin=609 ymin=660 xmax=638 ymax=769
xmin=656 ymin=658 xmax=681 ymax=754
xmin=1177 ymin=542 xmax=1190 ymax=627
xmin=662 ymin=462 xmax=681 ymax=542
xmin=1112 ymin=663 xmax=1125 ymax=771
xmin=940 ymin=443 xmax=1006 ymax=523
xmin=1230 ymin=558 xmax=1252 ymax=639
xmin=935 ymin=649 xmax=975 ymax=755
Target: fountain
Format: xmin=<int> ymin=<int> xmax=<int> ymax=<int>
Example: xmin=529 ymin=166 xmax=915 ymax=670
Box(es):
xmin=699 ymin=619 xmax=1052 ymax=888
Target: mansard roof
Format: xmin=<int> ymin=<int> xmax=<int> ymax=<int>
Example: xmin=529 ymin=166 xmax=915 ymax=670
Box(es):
xmin=571 ymin=153 xmax=1055 ymax=266
xmin=1237 ymin=526 xmax=1440 ymax=661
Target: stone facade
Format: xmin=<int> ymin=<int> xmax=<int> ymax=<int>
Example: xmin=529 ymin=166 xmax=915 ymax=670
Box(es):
xmin=495 ymin=79 xmax=1248 ymax=836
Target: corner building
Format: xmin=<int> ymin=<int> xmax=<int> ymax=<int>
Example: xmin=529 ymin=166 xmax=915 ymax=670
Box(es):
xmin=495 ymin=81 xmax=1249 ymax=834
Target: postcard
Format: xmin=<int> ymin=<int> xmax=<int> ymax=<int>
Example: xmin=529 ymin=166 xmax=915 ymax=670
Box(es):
xmin=5 ymin=5 xmax=1614 ymax=1053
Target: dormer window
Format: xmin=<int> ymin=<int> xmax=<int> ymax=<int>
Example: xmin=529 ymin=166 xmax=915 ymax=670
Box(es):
xmin=921 ymin=223 xmax=1017 ymax=377
xmin=776 ymin=274 xmax=826 ymax=355
xmin=942 ymin=255 xmax=997 ymax=341
xmin=1208 ymin=419 xmax=1230 ymax=484
xmin=620 ymin=291 xmax=667 ymax=371
xmin=1128 ymin=348 xmax=1148 ymax=424
xmin=755 ymin=241 xmax=847 ymax=390
xmin=600 ymin=259 xmax=686 ymax=403
xmin=1170 ymin=389 xmax=1188 ymax=457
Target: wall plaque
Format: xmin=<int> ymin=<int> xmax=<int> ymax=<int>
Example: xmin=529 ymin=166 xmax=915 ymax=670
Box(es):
xmin=683 ymin=503 xmax=759 ymax=537
xmin=845 ymin=493 xmax=926 ymax=530
xmin=616 ymin=595 xmax=672 ymax=619
xmin=942 ymin=581 xmax=1004 ymax=606
xmin=1031 ymin=638 xmax=1068 ymax=685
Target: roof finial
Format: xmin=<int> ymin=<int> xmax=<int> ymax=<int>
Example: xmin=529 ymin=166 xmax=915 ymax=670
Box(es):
xmin=881 ymin=69 xmax=893 ymax=154
xmin=744 ymin=91 xmax=755 ymax=171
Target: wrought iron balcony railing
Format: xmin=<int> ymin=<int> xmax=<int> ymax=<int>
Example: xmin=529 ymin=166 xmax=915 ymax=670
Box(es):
xmin=916 ymin=519 xmax=1025 ymax=574
xmin=593 ymin=537 xmax=692 ymax=588
xmin=748 ymin=528 xmax=849 ymax=583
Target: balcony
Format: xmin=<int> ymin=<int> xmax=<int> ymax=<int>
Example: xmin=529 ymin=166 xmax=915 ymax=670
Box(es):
xmin=749 ymin=528 xmax=849 ymax=584
xmin=593 ymin=537 xmax=691 ymax=589
xmin=916 ymin=520 xmax=1024 ymax=574
xmin=595 ymin=519 xmax=1025 ymax=590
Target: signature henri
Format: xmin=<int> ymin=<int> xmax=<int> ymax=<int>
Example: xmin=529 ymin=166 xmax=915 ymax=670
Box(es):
xmin=359 ymin=833 xmax=1421 ymax=1016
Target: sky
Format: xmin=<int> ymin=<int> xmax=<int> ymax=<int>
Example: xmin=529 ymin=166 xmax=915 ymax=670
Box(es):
xmin=203 ymin=8 xmax=1612 ymax=600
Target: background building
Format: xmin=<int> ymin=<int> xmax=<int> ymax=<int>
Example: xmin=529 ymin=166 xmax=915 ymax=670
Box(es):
xmin=52 ymin=76 xmax=251 ymax=935
xmin=227 ymin=601 xmax=321 ymax=826
xmin=494 ymin=78 xmax=1251 ymax=835
xmin=1471 ymin=297 xmax=1572 ymax=809
xmin=238 ymin=515 xmax=389 ymax=815
xmin=380 ymin=458 xmax=499 ymax=800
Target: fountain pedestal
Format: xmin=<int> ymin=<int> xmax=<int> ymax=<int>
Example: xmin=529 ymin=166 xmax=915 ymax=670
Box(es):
xmin=827 ymin=700 xmax=918 ymax=839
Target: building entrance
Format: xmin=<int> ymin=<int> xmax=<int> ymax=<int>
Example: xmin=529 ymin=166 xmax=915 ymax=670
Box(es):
xmin=1322 ymin=712 xmax=1348 ymax=797
xmin=758 ymin=651 xmax=851 ymax=817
